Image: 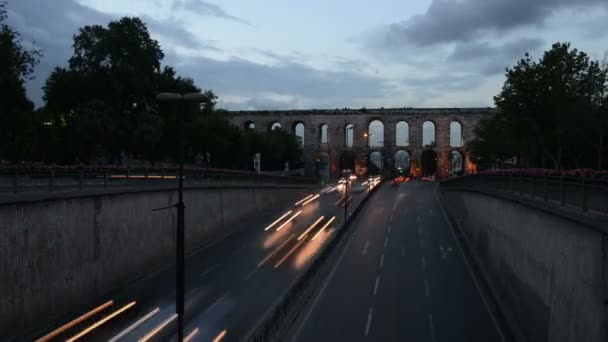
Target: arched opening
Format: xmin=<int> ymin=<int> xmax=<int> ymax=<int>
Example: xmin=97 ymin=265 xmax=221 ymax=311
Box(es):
xmin=245 ymin=121 xmax=255 ymax=130
xmin=345 ymin=124 xmax=354 ymax=147
xmin=396 ymin=121 xmax=409 ymax=147
xmin=317 ymin=152 xmax=330 ymax=181
xmin=421 ymin=150 xmax=437 ymax=176
xmin=368 ymin=120 xmax=384 ymax=147
xmin=422 ymin=121 xmax=435 ymax=147
xmin=369 ymin=151 xmax=383 ymax=175
xmin=450 ymin=121 xmax=463 ymax=147
xmin=395 ymin=150 xmax=410 ymax=175
xmin=451 ymin=150 xmax=463 ymax=175
xmin=320 ymin=124 xmax=329 ymax=144
xmin=293 ymin=122 xmax=305 ymax=146
xmin=340 ymin=151 xmax=356 ymax=173
xmin=269 ymin=122 xmax=282 ymax=131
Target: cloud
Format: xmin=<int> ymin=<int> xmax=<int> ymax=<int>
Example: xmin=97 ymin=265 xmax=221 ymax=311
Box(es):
xmin=168 ymin=54 xmax=392 ymax=109
xmin=384 ymin=0 xmax=606 ymax=47
xmin=5 ymin=0 xmax=219 ymax=107
xmin=172 ymin=0 xmax=248 ymax=24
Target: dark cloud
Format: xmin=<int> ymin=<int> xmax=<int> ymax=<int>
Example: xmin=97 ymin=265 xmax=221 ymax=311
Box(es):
xmin=172 ymin=0 xmax=248 ymax=24
xmin=170 ymin=54 xmax=391 ymax=101
xmin=5 ymin=0 xmax=218 ymax=107
xmin=384 ymin=0 xmax=606 ymax=47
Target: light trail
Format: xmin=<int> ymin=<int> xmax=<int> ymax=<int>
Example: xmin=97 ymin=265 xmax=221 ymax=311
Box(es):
xmin=274 ymin=238 xmax=307 ymax=268
xmin=297 ymin=216 xmax=325 ymax=241
xmin=138 ymin=314 xmax=177 ymax=342
xmin=294 ymin=194 xmax=313 ymax=205
xmin=66 ymin=301 xmax=136 ymax=342
xmin=35 ymin=300 xmax=113 ymax=342
xmin=108 ymin=307 xmax=160 ymax=342
xmin=184 ymin=327 xmax=200 ymax=342
xmin=264 ymin=210 xmax=293 ymax=231
xmin=213 ymin=330 xmax=228 ymax=342
xmin=276 ymin=210 xmax=302 ymax=231
xmin=301 ymin=194 xmax=320 ymax=206
xmin=258 ymin=235 xmax=295 ymax=267
xmin=312 ymin=216 xmax=336 ymax=241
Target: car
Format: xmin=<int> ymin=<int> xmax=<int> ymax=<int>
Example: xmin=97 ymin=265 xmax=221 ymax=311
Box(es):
xmin=392 ymin=176 xmax=405 ymax=186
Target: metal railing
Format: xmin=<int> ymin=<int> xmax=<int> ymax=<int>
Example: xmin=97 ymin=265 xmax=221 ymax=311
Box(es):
xmin=441 ymin=174 xmax=608 ymax=215
xmin=0 ymin=167 xmax=316 ymax=194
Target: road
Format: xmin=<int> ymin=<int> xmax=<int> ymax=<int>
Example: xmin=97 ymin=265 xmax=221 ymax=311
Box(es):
xmin=292 ymin=181 xmax=502 ymax=342
xmin=29 ymin=179 xmax=379 ymax=342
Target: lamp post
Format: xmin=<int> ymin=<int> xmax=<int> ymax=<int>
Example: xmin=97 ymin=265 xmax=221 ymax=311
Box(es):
xmin=155 ymin=92 xmax=207 ymax=342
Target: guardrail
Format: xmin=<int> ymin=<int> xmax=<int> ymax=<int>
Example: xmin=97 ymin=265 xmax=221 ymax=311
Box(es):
xmin=245 ymin=178 xmax=383 ymax=342
xmin=0 ymin=167 xmax=316 ymax=194
xmin=440 ymin=174 xmax=608 ymax=215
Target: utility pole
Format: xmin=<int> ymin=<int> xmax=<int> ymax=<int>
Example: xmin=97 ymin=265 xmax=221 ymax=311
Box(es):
xmin=156 ymin=92 xmax=207 ymax=342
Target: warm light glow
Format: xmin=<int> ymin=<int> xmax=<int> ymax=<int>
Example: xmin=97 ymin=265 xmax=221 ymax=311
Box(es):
xmin=264 ymin=210 xmax=293 ymax=231
xmin=108 ymin=307 xmax=160 ymax=342
xmin=138 ymin=314 xmax=177 ymax=342
xmin=276 ymin=211 xmax=302 ymax=231
xmin=361 ymin=181 xmax=368 ymax=186
xmin=301 ymin=194 xmax=320 ymax=206
xmin=67 ymin=301 xmax=136 ymax=342
xmin=35 ymin=300 xmax=114 ymax=342
xmin=184 ymin=327 xmax=200 ymax=342
xmin=274 ymin=238 xmax=307 ymax=268
xmin=213 ymin=330 xmax=228 ymax=342
xmin=312 ymin=216 xmax=336 ymax=241
xmin=258 ymin=235 xmax=295 ymax=267
xmin=294 ymin=194 xmax=313 ymax=205
xmin=297 ymin=216 xmax=325 ymax=241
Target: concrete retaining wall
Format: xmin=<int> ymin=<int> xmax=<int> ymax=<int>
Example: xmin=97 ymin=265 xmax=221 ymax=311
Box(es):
xmin=0 ymin=185 xmax=313 ymax=336
xmin=441 ymin=190 xmax=607 ymax=342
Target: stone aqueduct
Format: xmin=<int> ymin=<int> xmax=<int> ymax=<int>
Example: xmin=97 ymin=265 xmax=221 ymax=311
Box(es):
xmin=225 ymin=108 xmax=494 ymax=179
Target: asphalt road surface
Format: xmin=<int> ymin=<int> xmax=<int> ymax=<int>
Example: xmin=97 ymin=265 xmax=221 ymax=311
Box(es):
xmin=28 ymin=180 xmax=377 ymax=342
xmin=291 ymin=181 xmax=502 ymax=342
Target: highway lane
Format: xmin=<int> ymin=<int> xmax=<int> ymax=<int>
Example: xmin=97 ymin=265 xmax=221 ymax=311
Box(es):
xmin=292 ymin=181 xmax=502 ymax=342
xmin=30 ymin=179 xmax=376 ymax=342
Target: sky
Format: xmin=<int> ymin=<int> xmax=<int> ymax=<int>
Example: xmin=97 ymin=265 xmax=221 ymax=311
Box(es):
xmin=6 ymin=0 xmax=608 ymax=110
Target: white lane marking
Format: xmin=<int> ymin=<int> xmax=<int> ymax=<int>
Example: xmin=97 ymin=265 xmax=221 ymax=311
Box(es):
xmin=364 ymin=308 xmax=374 ymax=336
xmin=421 ymin=256 xmax=426 ymax=270
xmin=384 ymin=237 xmax=389 ymax=248
xmin=362 ymin=240 xmax=370 ymax=255
xmin=440 ymin=245 xmax=446 ymax=259
xmin=418 ymin=225 xmax=422 ymax=236
xmin=205 ymin=291 xmax=230 ymax=314
xmin=429 ymin=209 xmax=433 ymax=215
xmin=402 ymin=247 xmax=405 ymax=257
xmin=404 ymin=208 xmax=408 ymax=216
xmin=291 ymin=215 xmax=360 ymax=342
xmin=420 ymin=239 xmax=423 ymax=249
xmin=200 ymin=264 xmax=220 ymax=278
xmin=424 ymin=279 xmax=430 ymax=297
xmin=373 ymin=275 xmax=380 ymax=295
xmin=245 ymin=268 xmax=258 ymax=280
xmin=379 ymin=254 xmax=384 ymax=269
xmin=435 ymin=189 xmax=507 ymax=342
xmin=390 ymin=214 xmax=393 ymax=223
xmin=429 ymin=313 xmax=437 ymax=342
xmin=387 ymin=225 xmax=391 ymax=234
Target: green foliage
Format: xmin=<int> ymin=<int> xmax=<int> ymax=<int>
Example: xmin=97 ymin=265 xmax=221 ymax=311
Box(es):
xmin=470 ymin=42 xmax=608 ymax=170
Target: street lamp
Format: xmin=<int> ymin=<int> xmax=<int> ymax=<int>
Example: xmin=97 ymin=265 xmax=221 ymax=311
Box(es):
xmin=155 ymin=92 xmax=207 ymax=342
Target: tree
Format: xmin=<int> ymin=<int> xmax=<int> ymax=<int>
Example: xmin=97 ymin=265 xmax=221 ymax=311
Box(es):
xmin=0 ymin=1 xmax=42 ymax=161
xmin=42 ymin=16 xmax=207 ymax=164
xmin=470 ymin=42 xmax=608 ymax=170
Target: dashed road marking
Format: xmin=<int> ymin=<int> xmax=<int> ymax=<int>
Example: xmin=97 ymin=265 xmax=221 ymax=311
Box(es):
xmin=424 ymin=279 xmax=430 ymax=297
xmin=421 ymin=256 xmax=426 ymax=270
xmin=429 ymin=313 xmax=436 ymax=341
xmin=384 ymin=237 xmax=389 ymax=248
xmin=362 ymin=240 xmax=370 ymax=255
xmin=420 ymin=239 xmax=424 ymax=249
xmin=205 ymin=291 xmax=230 ymax=313
xmin=365 ymin=308 xmax=374 ymax=336
xmin=373 ymin=275 xmax=380 ymax=295
xmin=379 ymin=254 xmax=384 ymax=269
xmin=440 ymin=245 xmax=446 ymax=259
xmin=387 ymin=225 xmax=391 ymax=234
xmin=200 ymin=264 xmax=220 ymax=279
